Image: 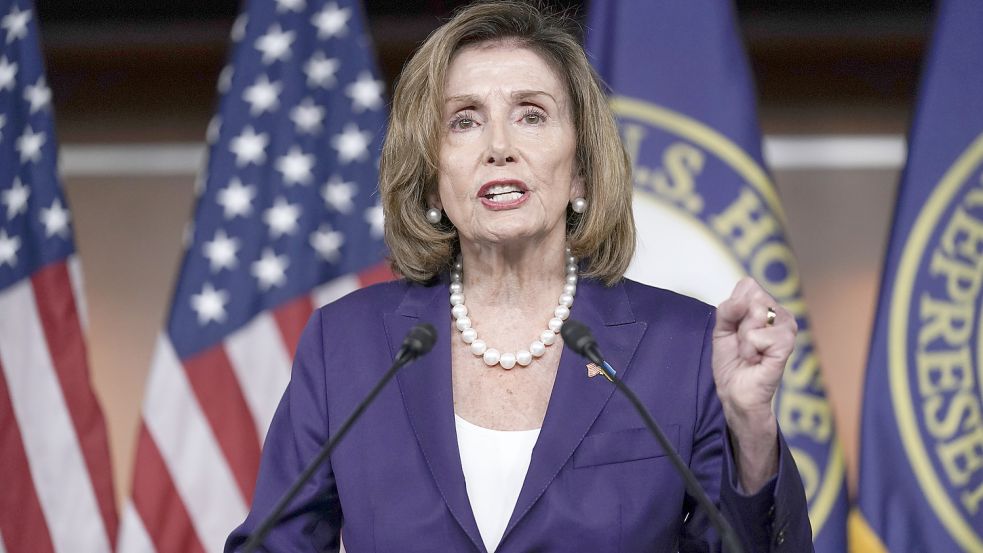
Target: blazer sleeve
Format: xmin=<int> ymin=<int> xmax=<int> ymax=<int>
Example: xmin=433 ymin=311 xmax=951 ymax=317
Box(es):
xmin=679 ymin=310 xmax=814 ymax=553
xmin=225 ymin=309 xmax=342 ymax=553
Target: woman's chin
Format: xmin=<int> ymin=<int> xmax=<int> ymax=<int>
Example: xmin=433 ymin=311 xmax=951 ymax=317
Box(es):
xmin=464 ymin=227 xmax=562 ymax=250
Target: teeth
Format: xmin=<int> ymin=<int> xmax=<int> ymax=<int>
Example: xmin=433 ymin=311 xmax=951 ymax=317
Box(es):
xmin=488 ymin=191 xmax=522 ymax=203
xmin=486 ymin=184 xmax=521 ymax=195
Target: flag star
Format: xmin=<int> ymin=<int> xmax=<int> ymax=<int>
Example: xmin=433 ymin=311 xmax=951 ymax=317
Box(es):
xmin=203 ymin=229 xmax=240 ymax=272
xmin=321 ymin=176 xmax=356 ymax=213
xmin=40 ymin=198 xmax=70 ymax=238
xmin=190 ymin=283 xmax=229 ymax=325
xmin=216 ymin=178 xmax=256 ymax=219
xmin=346 ymin=71 xmax=384 ymax=112
xmin=312 ymin=2 xmax=350 ymax=39
xmin=230 ymin=13 xmax=248 ymax=43
xmin=2 ymin=178 xmax=29 ymax=219
xmin=243 ymin=74 xmax=282 ymax=115
xmin=229 ymin=126 xmax=269 ymax=166
xmin=275 ymin=146 xmax=315 ymax=186
xmin=331 ymin=123 xmax=372 ymax=164
xmin=0 ymin=56 xmax=17 ymax=92
xmin=1 ymin=6 xmax=30 ymax=43
xmin=365 ymin=202 xmax=384 ymax=238
xmin=217 ymin=65 xmax=234 ymax=93
xmin=24 ymin=77 xmax=50 ymax=113
xmin=252 ymin=247 xmax=289 ymax=290
xmin=0 ymin=229 xmax=20 ymax=267
xmin=263 ymin=197 xmax=301 ymax=238
xmin=17 ymin=126 xmax=44 ymax=163
xmin=304 ymin=52 xmax=340 ymax=89
xmin=310 ymin=224 xmax=344 ymax=262
xmin=255 ymin=24 xmax=295 ymax=64
xmin=290 ymin=98 xmax=325 ymax=134
xmin=0 ymin=114 xmax=5 ymax=140
xmin=276 ymin=0 xmax=305 ymax=12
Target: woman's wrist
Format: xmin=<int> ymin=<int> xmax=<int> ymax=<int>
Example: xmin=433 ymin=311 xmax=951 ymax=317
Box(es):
xmin=724 ymin=406 xmax=779 ymax=494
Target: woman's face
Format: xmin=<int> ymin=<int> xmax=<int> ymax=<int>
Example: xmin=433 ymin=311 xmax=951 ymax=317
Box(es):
xmin=435 ymin=43 xmax=583 ymax=250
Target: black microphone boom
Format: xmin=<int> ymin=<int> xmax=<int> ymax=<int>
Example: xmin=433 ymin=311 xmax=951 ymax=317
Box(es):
xmin=560 ymin=319 xmax=745 ymax=553
xmin=396 ymin=322 xmax=437 ymax=362
xmin=242 ymin=322 xmax=437 ymax=553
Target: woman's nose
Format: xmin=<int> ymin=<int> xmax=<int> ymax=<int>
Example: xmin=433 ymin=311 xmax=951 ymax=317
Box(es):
xmin=484 ymin=120 xmax=516 ymax=165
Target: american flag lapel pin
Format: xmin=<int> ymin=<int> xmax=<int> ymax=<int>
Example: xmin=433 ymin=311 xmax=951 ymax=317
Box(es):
xmin=587 ymin=362 xmax=614 ymax=382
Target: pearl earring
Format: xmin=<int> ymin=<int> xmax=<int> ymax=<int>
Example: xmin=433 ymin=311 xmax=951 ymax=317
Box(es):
xmin=426 ymin=207 xmax=442 ymax=224
xmin=571 ymin=197 xmax=587 ymax=214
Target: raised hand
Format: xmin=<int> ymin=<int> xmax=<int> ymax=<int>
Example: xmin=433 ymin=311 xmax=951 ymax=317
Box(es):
xmin=713 ymin=277 xmax=797 ymax=491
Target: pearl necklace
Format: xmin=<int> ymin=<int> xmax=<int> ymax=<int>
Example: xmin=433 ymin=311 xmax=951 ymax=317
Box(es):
xmin=449 ymin=249 xmax=577 ymax=369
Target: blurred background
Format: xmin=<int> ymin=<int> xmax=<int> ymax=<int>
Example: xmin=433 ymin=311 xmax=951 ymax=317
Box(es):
xmin=38 ymin=0 xmax=932 ymax=506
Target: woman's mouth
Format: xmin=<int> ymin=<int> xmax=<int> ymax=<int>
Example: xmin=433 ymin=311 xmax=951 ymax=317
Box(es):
xmin=484 ymin=185 xmax=524 ymax=203
xmin=478 ymin=180 xmax=530 ymax=210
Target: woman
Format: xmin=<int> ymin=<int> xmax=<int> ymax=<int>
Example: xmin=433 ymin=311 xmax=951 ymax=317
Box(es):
xmin=227 ymin=2 xmax=812 ymax=551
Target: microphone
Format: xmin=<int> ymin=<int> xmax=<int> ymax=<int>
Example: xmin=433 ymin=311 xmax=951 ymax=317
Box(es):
xmin=395 ymin=321 xmax=438 ymax=362
xmin=242 ymin=323 xmax=437 ymax=553
xmin=560 ymin=319 xmax=609 ymax=370
xmin=560 ymin=320 xmax=745 ymax=553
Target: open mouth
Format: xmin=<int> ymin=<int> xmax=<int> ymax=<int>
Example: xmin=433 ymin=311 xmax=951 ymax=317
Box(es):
xmin=484 ymin=186 xmax=525 ymax=203
xmin=478 ymin=180 xmax=529 ymax=205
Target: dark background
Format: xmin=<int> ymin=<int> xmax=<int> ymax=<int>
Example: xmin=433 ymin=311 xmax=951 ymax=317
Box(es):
xmin=37 ymin=0 xmax=934 ymax=142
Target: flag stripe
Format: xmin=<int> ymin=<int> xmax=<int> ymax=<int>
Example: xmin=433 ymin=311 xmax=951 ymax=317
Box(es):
xmin=0 ymin=280 xmax=112 ymax=553
xmin=116 ymin=501 xmax=156 ymax=553
xmin=30 ymin=261 xmax=118 ymax=543
xmin=312 ymin=274 xmax=360 ymax=309
xmin=0 ymin=365 xmax=56 ymax=553
xmin=357 ymin=261 xmax=395 ymax=288
xmin=130 ymin=426 xmax=207 ymax=553
xmin=224 ymin=314 xmax=292 ymax=446
xmin=143 ymin=336 xmax=247 ymax=553
xmin=272 ymin=295 xmax=314 ymax=356
xmin=67 ymin=255 xmax=88 ymax=330
xmin=183 ymin=345 xmax=262 ymax=503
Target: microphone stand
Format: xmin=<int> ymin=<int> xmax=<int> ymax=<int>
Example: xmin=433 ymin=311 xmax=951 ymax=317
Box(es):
xmin=242 ymin=324 xmax=436 ymax=553
xmin=562 ymin=320 xmax=744 ymax=553
xmin=607 ymin=370 xmax=744 ymax=553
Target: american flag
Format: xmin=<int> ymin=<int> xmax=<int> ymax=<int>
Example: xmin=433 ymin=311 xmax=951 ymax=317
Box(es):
xmin=0 ymin=0 xmax=119 ymax=552
xmin=116 ymin=1 xmax=391 ymax=551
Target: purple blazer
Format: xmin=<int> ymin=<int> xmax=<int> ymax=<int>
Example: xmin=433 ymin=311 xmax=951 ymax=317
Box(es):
xmin=227 ymin=278 xmax=813 ymax=552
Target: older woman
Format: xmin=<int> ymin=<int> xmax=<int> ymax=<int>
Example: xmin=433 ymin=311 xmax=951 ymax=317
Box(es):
xmin=227 ymin=2 xmax=811 ymax=552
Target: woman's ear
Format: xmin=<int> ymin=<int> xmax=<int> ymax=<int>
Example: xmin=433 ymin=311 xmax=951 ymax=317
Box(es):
xmin=570 ymin=174 xmax=586 ymax=201
xmin=427 ymin=192 xmax=442 ymax=211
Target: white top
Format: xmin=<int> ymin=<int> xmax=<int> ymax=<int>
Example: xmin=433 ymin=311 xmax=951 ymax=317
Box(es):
xmin=455 ymin=415 xmax=541 ymax=553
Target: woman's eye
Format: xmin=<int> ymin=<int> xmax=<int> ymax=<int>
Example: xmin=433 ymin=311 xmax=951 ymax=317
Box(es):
xmin=521 ymin=110 xmax=546 ymax=125
xmin=450 ymin=112 xmax=477 ymax=130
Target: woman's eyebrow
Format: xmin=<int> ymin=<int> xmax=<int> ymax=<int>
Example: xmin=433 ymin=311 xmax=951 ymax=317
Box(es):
xmin=511 ymin=90 xmax=557 ymax=104
xmin=445 ymin=94 xmax=483 ymax=108
xmin=445 ymin=90 xmax=557 ymax=107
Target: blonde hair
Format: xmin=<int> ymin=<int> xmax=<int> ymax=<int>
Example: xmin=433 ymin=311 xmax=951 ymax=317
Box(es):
xmin=380 ymin=0 xmax=635 ymax=285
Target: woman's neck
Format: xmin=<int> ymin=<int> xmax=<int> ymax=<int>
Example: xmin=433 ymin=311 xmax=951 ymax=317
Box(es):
xmin=457 ymin=236 xmax=570 ymax=306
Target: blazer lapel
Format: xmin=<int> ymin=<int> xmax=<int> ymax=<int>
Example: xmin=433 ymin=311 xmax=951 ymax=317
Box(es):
xmin=385 ymin=281 xmax=485 ymax=552
xmin=502 ymin=279 xmax=647 ymax=542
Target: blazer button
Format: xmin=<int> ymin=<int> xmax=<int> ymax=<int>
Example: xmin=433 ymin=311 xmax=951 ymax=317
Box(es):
xmin=775 ymin=527 xmax=786 ymax=546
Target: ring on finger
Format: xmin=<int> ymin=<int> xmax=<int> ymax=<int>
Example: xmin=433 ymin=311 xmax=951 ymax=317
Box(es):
xmin=766 ymin=307 xmax=777 ymax=326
